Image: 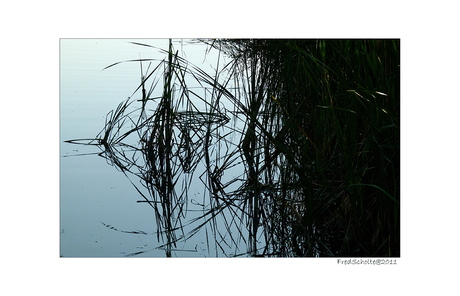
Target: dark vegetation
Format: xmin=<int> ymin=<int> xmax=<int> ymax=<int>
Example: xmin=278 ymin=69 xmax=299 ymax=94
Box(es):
xmin=65 ymin=39 xmax=400 ymax=257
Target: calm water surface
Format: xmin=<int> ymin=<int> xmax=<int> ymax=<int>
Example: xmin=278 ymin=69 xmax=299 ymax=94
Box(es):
xmin=60 ymin=39 xmax=247 ymax=257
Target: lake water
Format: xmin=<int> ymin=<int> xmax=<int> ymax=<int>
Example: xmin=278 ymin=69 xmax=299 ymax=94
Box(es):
xmin=60 ymin=39 xmax=253 ymax=257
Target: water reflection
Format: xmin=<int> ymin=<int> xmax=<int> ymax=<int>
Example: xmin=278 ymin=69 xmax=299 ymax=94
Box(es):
xmin=63 ymin=39 xmax=400 ymax=257
xmin=65 ymin=40 xmax=253 ymax=257
xmin=64 ymin=39 xmax=292 ymax=257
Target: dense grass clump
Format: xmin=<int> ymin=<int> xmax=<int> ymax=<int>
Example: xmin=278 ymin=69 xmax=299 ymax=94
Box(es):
xmin=207 ymin=39 xmax=400 ymax=257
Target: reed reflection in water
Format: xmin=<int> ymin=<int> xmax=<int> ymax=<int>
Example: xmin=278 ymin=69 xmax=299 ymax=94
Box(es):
xmin=64 ymin=39 xmax=400 ymax=257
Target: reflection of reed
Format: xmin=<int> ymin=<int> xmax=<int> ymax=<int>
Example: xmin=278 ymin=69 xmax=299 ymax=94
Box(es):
xmin=89 ymin=40 xmax=237 ymax=256
xmin=66 ymin=39 xmax=399 ymax=257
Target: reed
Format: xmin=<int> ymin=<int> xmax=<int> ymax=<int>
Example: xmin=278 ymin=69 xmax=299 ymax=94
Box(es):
xmin=206 ymin=39 xmax=400 ymax=256
xmin=66 ymin=39 xmax=399 ymax=257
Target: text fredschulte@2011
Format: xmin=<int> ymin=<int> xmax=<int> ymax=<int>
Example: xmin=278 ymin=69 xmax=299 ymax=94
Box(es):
xmin=337 ymin=259 xmax=397 ymax=265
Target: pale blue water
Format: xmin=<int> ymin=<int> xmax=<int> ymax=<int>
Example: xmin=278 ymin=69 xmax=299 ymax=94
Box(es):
xmin=60 ymin=39 xmax=251 ymax=257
